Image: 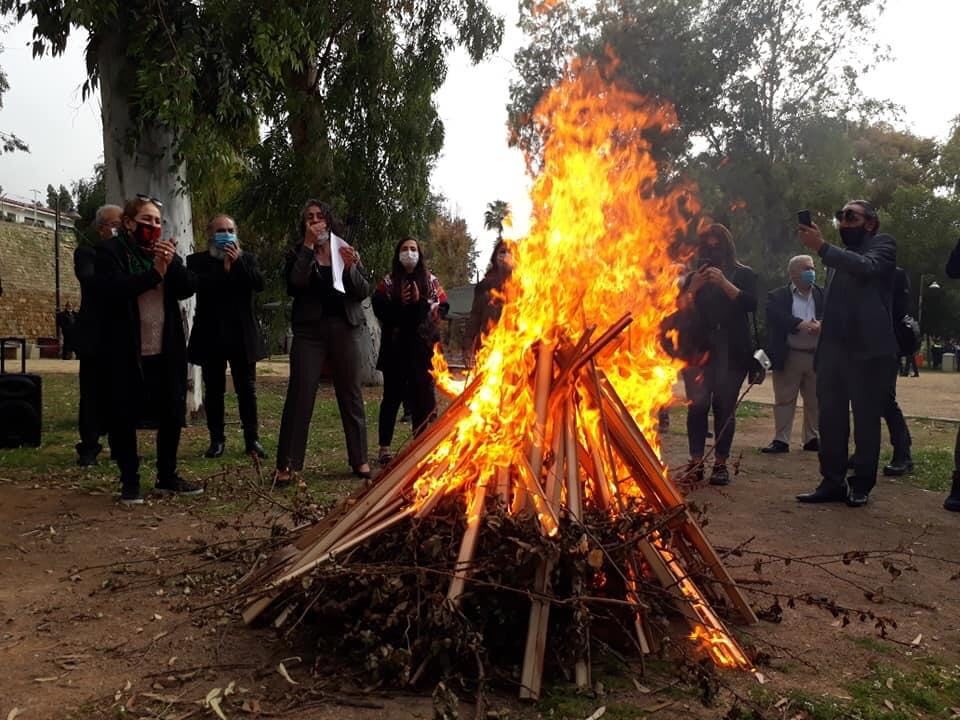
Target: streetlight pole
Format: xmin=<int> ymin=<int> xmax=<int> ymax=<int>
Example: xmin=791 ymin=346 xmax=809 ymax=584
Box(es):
xmin=917 ymin=273 xmax=941 ymax=367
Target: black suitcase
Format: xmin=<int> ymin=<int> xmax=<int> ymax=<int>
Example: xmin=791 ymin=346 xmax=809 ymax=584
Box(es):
xmin=0 ymin=337 xmax=42 ymax=448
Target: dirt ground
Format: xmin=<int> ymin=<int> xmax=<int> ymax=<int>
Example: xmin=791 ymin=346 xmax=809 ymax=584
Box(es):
xmin=1 ymin=372 xmax=959 ymax=719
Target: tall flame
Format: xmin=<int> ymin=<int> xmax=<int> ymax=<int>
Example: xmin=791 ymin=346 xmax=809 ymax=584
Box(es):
xmin=424 ymin=59 xmax=694 ymax=504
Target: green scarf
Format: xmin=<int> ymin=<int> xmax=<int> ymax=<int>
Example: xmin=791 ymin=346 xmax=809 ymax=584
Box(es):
xmin=121 ymin=232 xmax=154 ymax=275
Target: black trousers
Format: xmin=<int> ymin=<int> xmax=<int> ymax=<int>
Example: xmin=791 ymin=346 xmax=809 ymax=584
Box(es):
xmin=109 ymin=355 xmax=183 ymax=483
xmin=378 ymin=365 xmax=436 ymax=447
xmin=682 ymin=363 xmax=747 ymax=459
xmin=201 ymin=355 xmax=259 ymax=445
xmin=276 ymin=319 xmax=368 ymax=471
xmin=76 ymin=354 xmax=106 ymax=456
xmin=817 ymin=348 xmax=897 ymax=494
xmin=883 ymin=374 xmax=911 ymax=461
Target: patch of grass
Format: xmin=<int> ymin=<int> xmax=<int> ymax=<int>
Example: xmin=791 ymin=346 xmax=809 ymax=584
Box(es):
xmin=848 ymin=636 xmax=896 ymax=656
xmin=900 ymin=448 xmax=953 ymax=492
xmin=736 ymin=401 xmax=765 ymax=419
xmin=0 ymin=371 xmax=408 ymax=502
xmin=767 ymin=660 xmax=960 ymax=720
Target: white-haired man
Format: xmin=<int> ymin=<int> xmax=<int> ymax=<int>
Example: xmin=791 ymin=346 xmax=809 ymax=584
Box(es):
xmin=761 ymin=254 xmax=824 ymax=455
xmin=73 ymin=204 xmax=123 ymax=465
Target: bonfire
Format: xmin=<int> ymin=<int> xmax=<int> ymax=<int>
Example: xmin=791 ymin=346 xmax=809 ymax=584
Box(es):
xmin=240 ymin=60 xmax=756 ymax=700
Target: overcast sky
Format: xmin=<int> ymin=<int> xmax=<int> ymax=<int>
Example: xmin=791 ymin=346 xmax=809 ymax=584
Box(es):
xmin=1 ymin=0 xmax=958 ymax=265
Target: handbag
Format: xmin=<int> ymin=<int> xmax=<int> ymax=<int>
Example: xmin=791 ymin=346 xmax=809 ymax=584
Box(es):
xmin=748 ymin=312 xmax=770 ymax=385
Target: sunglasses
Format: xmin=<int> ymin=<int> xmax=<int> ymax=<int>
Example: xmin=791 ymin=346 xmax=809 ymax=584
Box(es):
xmin=136 ymin=193 xmax=164 ymax=209
xmin=835 ymin=208 xmax=866 ymax=223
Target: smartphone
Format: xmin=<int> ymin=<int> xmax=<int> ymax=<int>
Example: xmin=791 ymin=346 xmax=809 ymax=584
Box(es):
xmin=797 ymin=209 xmax=813 ymax=227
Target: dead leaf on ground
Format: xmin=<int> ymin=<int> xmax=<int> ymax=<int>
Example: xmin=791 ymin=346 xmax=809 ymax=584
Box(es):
xmin=584 ymin=707 xmax=606 ymax=720
xmin=7 ymin=709 xmax=23 ymax=720
xmin=277 ymin=662 xmax=299 ymax=685
xmin=911 ymin=633 xmax=923 ymax=646
xmin=884 ymin=700 xmax=896 ymax=711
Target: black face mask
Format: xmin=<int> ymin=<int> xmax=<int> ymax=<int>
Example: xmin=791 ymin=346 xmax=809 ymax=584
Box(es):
xmin=839 ymin=226 xmax=868 ymax=247
xmin=698 ymin=246 xmax=725 ymax=267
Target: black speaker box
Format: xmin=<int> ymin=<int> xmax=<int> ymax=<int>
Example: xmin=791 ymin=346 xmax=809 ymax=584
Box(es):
xmin=0 ymin=338 xmax=42 ymax=448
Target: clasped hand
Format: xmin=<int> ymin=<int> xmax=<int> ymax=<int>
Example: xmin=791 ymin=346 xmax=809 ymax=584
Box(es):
xmin=401 ymin=281 xmax=420 ymax=304
xmin=152 ymin=239 xmax=177 ymax=276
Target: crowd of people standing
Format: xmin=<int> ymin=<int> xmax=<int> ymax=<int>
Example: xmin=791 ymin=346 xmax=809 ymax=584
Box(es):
xmin=64 ymin=192 xmax=960 ymax=514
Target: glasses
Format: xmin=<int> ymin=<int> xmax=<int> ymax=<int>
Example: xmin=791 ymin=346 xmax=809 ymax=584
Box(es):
xmin=136 ymin=193 xmax=163 ymax=209
xmin=835 ymin=208 xmax=865 ymax=223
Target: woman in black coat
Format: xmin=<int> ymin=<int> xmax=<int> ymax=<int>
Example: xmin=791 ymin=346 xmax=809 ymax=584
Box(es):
xmin=677 ymin=223 xmax=758 ymax=487
xmin=94 ymin=195 xmax=200 ymax=504
xmin=274 ymin=200 xmax=372 ymax=483
xmin=462 ymin=240 xmax=511 ymax=368
xmin=372 ymin=237 xmax=448 ymax=464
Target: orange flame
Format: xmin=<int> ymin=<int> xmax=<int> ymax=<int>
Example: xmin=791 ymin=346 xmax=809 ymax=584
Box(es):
xmin=422 ymin=58 xmax=693 ymax=503
xmin=420 ymin=59 xmax=750 ymax=670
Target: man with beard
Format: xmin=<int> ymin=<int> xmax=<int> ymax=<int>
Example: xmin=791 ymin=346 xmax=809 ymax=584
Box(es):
xmin=186 ymin=214 xmax=267 ymax=459
xmin=796 ymin=201 xmax=897 ymax=507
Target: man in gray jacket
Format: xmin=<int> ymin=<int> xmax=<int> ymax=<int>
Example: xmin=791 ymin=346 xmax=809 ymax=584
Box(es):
xmin=795 ymin=200 xmax=897 ymax=507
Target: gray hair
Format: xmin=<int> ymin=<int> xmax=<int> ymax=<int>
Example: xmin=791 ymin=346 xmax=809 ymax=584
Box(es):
xmin=206 ymin=213 xmax=237 ymax=235
xmin=95 ymin=204 xmax=123 ymax=226
xmin=787 ymin=254 xmax=814 ymax=275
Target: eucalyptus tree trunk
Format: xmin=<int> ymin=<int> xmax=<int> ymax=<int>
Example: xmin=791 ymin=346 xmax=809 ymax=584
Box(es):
xmin=98 ymin=37 xmax=203 ymax=413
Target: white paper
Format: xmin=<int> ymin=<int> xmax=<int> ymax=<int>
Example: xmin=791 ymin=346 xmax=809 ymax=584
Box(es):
xmin=330 ymin=232 xmax=347 ymax=294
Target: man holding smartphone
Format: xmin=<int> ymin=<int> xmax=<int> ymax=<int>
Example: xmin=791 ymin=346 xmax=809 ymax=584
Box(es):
xmin=187 ymin=214 xmax=267 ymax=459
xmin=795 ymin=201 xmax=897 ymax=507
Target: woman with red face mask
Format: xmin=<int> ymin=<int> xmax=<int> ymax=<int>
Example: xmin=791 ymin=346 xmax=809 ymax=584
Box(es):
xmin=94 ymin=195 xmax=200 ymax=504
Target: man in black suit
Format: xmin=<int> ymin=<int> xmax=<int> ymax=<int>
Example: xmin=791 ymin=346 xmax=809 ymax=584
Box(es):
xmin=73 ymin=204 xmax=123 ymax=465
xmin=796 ymin=200 xmax=897 ymax=507
xmin=187 ymin=214 xmax=267 ymax=459
xmin=761 ymin=254 xmax=824 ymax=454
xmin=881 ymin=267 xmax=914 ymax=476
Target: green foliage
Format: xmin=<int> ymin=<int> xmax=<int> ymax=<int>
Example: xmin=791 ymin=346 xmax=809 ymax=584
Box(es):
xmin=423 ymin=202 xmax=479 ymax=288
xmin=70 ymin=162 xmax=106 ymax=243
xmin=45 ymin=183 xmax=74 ymax=212
xmin=483 ymin=199 xmax=509 ymax=241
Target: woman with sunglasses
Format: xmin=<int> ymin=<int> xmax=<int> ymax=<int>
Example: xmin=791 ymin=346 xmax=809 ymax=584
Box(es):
xmin=274 ymin=200 xmax=372 ymax=483
xmin=372 ymin=237 xmax=449 ymax=465
xmin=677 ymin=223 xmax=758 ymax=487
xmin=94 ymin=195 xmax=201 ymax=504
xmin=463 ymin=240 xmax=512 ymax=368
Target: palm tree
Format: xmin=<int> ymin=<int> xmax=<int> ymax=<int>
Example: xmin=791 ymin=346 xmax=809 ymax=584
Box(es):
xmin=483 ymin=199 xmax=510 ymax=241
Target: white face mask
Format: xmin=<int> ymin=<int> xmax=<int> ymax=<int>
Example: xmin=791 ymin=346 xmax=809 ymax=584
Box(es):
xmin=399 ymin=250 xmax=419 ymax=270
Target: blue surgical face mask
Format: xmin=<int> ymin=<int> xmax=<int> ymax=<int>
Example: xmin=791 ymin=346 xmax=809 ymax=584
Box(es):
xmin=799 ymin=269 xmax=816 ymax=286
xmin=213 ymin=231 xmax=237 ymax=249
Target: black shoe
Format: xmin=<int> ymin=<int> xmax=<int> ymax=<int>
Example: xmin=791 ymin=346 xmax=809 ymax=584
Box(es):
xmin=400 ymin=413 xmax=412 ymax=423
xmin=944 ymin=471 xmax=960 ymax=512
xmin=883 ymin=458 xmax=913 ymax=477
xmin=846 ymin=490 xmax=870 ymax=507
xmin=705 ymin=431 xmax=714 ymax=439
xmin=761 ymin=440 xmax=789 ymax=454
xmin=119 ymin=477 xmax=144 ymax=505
xmin=77 ymin=453 xmax=99 ymax=467
xmin=680 ymin=460 xmax=705 ymax=484
xmin=245 ymin=440 xmax=268 ymax=459
xmin=709 ymin=464 xmax=730 ymax=486
xmin=796 ymin=481 xmax=848 ymax=503
xmin=802 ymin=438 xmax=820 ymax=452
xmin=353 ymin=465 xmax=372 ymax=479
xmin=155 ymin=475 xmax=204 ymax=496
xmin=204 ymin=441 xmax=225 ymax=459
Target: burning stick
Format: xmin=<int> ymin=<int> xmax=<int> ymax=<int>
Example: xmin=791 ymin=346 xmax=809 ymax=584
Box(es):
xmin=447 ymin=479 xmax=489 ymax=604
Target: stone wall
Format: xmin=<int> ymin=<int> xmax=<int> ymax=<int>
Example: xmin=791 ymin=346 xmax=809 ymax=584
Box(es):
xmin=0 ymin=221 xmax=81 ymax=341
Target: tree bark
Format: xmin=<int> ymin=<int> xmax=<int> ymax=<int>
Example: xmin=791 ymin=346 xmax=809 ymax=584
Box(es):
xmin=98 ymin=36 xmax=203 ymax=412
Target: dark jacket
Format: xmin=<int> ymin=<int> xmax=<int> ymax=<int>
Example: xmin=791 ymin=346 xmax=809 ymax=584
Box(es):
xmin=679 ymin=264 xmax=758 ymax=371
xmin=285 ymin=243 xmax=371 ymax=331
xmin=94 ymin=235 xmax=196 ymax=423
xmin=817 ymin=232 xmax=897 ymax=361
xmin=186 ymin=250 xmax=265 ymax=365
xmin=464 ymin=269 xmax=508 ymax=352
xmin=372 ymin=272 xmax=448 ymax=373
xmin=764 ymin=283 xmax=825 ymax=372
xmin=74 ymin=244 xmax=101 ymax=357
